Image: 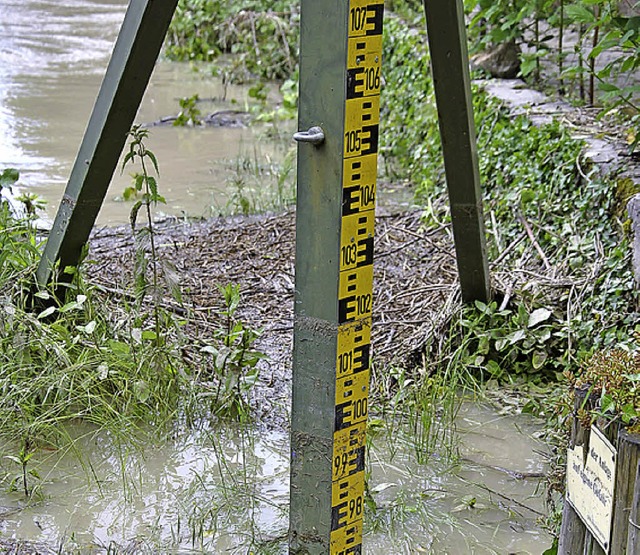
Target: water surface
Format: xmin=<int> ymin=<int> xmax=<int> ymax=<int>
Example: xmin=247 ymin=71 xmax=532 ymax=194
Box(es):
xmin=0 ymin=404 xmax=553 ymax=554
xmin=0 ymin=0 xmax=294 ymax=226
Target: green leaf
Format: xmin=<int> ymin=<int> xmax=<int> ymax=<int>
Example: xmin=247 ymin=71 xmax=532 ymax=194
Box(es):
xmin=528 ymin=308 xmax=552 ymax=328
xmin=519 ymin=56 xmax=537 ymax=78
xmin=107 ymin=339 xmax=131 ymax=355
xmin=495 ymin=337 xmax=508 ymax=352
xmin=486 ymin=360 xmax=502 ymax=376
xmin=590 ymin=36 xmax=622 ymax=59
xmin=542 ymin=537 xmax=558 ymax=555
xmin=146 ymin=150 xmax=160 ymax=175
xmin=134 ymin=380 xmax=150 ymax=403
xmin=520 ymin=188 xmax=535 ymax=203
xmin=597 ymin=82 xmax=620 ymax=93
xmin=77 ymin=320 xmax=97 ymax=334
xmin=122 ymin=186 xmax=137 ymax=201
xmin=121 ymin=151 xmax=135 ymax=172
xmin=130 ymin=200 xmax=143 ymax=230
xmin=532 ymin=351 xmax=548 ymax=369
xmin=601 ymin=393 xmax=616 ymax=414
xmin=508 ymin=329 xmax=527 ymax=345
xmin=565 ymin=4 xmax=597 ymax=24
xmin=147 ymin=176 xmax=158 ymax=198
xmin=141 ymin=330 xmax=158 ymax=341
xmin=622 ymin=403 xmax=637 ymax=424
xmin=474 ymin=300 xmax=488 ymax=311
xmin=59 ymin=299 xmax=82 ymax=313
xmin=37 ymin=306 xmax=57 ymax=319
xmin=0 ymin=168 xmax=19 ymax=188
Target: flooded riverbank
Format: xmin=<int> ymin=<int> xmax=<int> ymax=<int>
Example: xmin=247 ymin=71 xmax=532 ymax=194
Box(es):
xmin=0 ymin=403 xmax=552 ymax=554
xmin=0 ymin=0 xmax=295 ymax=226
xmin=0 ymin=4 xmax=559 ymax=554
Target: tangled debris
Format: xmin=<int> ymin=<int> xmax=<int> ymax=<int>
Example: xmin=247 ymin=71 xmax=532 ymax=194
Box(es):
xmin=86 ymin=207 xmax=459 ymax=411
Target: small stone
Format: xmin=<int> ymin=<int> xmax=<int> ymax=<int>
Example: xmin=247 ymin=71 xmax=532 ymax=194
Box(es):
xmin=618 ymin=0 xmax=640 ymax=17
xmin=471 ymin=40 xmax=521 ymax=79
xmin=627 ymin=193 xmax=640 ymax=287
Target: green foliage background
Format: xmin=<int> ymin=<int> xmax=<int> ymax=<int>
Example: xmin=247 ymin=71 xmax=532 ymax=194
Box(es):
xmin=381 ymin=12 xmax=638 ymax=383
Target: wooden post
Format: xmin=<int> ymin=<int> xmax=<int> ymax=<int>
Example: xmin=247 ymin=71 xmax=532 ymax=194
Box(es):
xmin=611 ymin=429 xmax=640 ymax=554
xmin=558 ymin=387 xmax=590 ymax=555
xmin=36 ymin=0 xmax=179 ymax=292
xmin=626 ymin=459 xmax=640 ymax=553
xmin=558 ymin=504 xmax=587 ymax=555
xmin=421 ymin=0 xmax=491 ymax=303
xmin=560 ymin=384 xmax=640 ymax=554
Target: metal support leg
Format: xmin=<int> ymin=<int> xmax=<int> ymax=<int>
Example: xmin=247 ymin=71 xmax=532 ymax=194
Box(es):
xmin=422 ymin=0 xmax=491 ymax=303
xmin=36 ymin=0 xmax=179 ymax=291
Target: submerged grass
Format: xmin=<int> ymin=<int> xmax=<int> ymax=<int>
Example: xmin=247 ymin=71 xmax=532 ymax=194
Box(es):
xmin=212 ymin=143 xmax=296 ymax=217
xmin=0 ymin=164 xmax=265 ymax=511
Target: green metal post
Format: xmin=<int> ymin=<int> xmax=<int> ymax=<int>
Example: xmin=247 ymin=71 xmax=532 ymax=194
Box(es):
xmin=290 ymin=0 xmax=383 ymax=552
xmin=289 ymin=0 xmax=346 ymax=549
xmin=422 ymin=0 xmax=491 ymax=303
xmin=36 ymin=0 xmax=179 ymax=290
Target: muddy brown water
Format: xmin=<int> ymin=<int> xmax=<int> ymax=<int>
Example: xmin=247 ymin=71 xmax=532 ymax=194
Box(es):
xmin=0 ymin=1 xmax=553 ymax=553
xmin=0 ymin=403 xmax=552 ymax=554
xmin=0 ymin=0 xmax=294 ymax=227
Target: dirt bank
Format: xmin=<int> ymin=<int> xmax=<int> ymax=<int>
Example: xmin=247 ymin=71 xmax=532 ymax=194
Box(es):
xmin=85 ymin=203 xmax=458 ymax=426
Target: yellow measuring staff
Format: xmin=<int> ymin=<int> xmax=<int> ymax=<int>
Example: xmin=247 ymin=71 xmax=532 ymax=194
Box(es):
xmin=331 ymin=0 xmax=383 ymax=552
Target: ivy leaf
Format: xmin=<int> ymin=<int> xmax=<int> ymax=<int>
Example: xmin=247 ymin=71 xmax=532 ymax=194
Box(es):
xmin=532 ymin=351 xmax=548 ymax=369
xmin=621 ymin=403 xmax=637 ymax=424
xmin=601 ymin=393 xmax=616 ymax=414
xmin=528 ymin=308 xmax=552 ymax=328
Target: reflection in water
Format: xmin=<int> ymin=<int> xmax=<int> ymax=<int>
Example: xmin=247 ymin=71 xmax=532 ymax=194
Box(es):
xmin=367 ymin=403 xmax=552 ymax=554
xmin=0 ymin=0 xmax=127 ymax=187
xmin=0 ymin=404 xmax=552 ymax=553
xmin=0 ymin=424 xmax=290 ymax=553
xmin=0 ymin=0 xmax=294 ymax=226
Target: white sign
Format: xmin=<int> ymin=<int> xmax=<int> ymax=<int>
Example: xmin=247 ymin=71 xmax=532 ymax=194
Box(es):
xmin=566 ymin=425 xmax=616 ymax=553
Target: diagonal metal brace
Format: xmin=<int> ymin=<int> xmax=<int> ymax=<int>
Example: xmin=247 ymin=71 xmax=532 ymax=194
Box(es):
xmin=422 ymin=0 xmax=491 ymax=303
xmin=36 ymin=0 xmax=179 ymax=292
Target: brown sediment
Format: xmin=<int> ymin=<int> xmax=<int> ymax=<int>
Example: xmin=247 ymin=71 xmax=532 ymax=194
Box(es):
xmin=85 ymin=207 xmax=459 ymax=425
